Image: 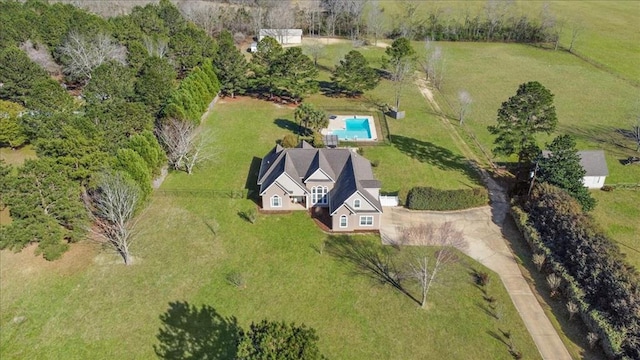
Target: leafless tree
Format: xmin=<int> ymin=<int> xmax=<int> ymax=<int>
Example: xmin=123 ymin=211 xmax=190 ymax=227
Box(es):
xmin=400 ymin=222 xmax=467 ymax=309
xmin=632 ymin=117 xmax=640 ymax=152
xmin=19 ymin=40 xmax=61 ymax=75
xmin=323 ymin=0 xmax=346 ymax=36
xmin=303 ymin=42 xmax=325 ymax=68
xmin=566 ymin=301 xmax=579 ymax=321
xmin=303 ymin=0 xmax=323 ymax=36
xmin=179 ymin=2 xmax=223 ymax=37
xmin=366 ymin=0 xmax=385 ymax=45
xmin=532 ymin=253 xmax=545 ymax=272
xmin=265 ymin=1 xmax=295 ymax=31
xmin=390 ymin=58 xmax=413 ymax=112
xmin=157 ymin=118 xmax=216 ymax=175
xmin=457 ymin=90 xmax=473 ymax=125
xmin=58 ymin=31 xmax=127 ymax=82
xmin=143 ymin=36 xmax=168 ymax=58
xmin=568 ymin=21 xmax=583 ymax=53
xmin=421 ymin=40 xmax=445 ymax=90
xmin=399 ymin=1 xmax=420 ymax=39
xmin=539 ymin=2 xmax=559 ymax=46
xmin=345 ymin=0 xmax=367 ymax=40
xmin=89 ymin=172 xmax=140 ymax=266
xmin=484 ymin=0 xmax=513 ymax=41
xmin=546 ymin=273 xmax=562 ymax=297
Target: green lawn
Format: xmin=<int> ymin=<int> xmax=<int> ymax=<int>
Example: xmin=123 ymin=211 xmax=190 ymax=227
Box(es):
xmin=379 ymin=0 xmax=640 ymax=82
xmin=426 ymin=41 xmax=640 ymax=268
xmin=0 ymin=145 xmax=36 ymax=166
xmin=0 ymin=95 xmax=540 ymax=359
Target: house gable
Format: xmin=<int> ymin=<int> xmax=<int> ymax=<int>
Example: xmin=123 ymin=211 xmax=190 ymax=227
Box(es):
xmin=260 ymin=172 xmax=308 ymax=196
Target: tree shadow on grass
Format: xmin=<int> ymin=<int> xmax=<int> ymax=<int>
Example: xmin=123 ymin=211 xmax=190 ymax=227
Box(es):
xmin=390 ymin=134 xmax=482 ymax=184
xmin=273 ymin=118 xmax=310 ymax=136
xmin=325 ymin=235 xmax=420 ymax=306
xmin=154 ymin=301 xmax=241 ymax=360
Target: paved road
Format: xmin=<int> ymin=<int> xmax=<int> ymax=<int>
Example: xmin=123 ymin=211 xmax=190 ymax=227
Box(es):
xmin=380 ymin=190 xmax=572 ymax=360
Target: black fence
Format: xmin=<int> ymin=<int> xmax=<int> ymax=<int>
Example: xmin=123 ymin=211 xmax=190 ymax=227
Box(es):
xmin=155 ymin=189 xmax=248 ymax=198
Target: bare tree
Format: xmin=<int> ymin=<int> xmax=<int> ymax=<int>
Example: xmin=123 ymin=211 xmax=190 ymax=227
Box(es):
xmin=345 ymin=0 xmax=367 ymax=40
xmin=421 ymin=40 xmax=445 ymax=90
xmin=632 ymin=117 xmax=640 ymax=152
xmin=401 ymin=222 xmax=467 ymax=309
xmin=323 ymin=0 xmax=346 ymax=36
xmin=390 ymin=58 xmax=413 ymax=112
xmin=179 ymin=2 xmax=223 ymax=37
xmin=366 ymin=0 xmax=385 ymax=45
xmin=143 ymin=36 xmax=168 ymax=58
xmin=399 ymin=1 xmax=420 ymax=39
xmin=158 ymin=118 xmax=215 ymax=175
xmin=89 ymin=172 xmax=140 ymax=265
xmin=457 ymin=90 xmax=473 ymax=125
xmin=58 ymin=31 xmax=127 ymax=82
xmin=484 ymin=0 xmax=513 ymax=41
xmin=303 ymin=42 xmax=325 ymax=68
xmin=568 ymin=21 xmax=583 ymax=53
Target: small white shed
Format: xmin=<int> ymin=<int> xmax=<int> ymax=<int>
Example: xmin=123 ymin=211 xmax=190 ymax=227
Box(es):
xmin=249 ymin=42 xmax=258 ymax=53
xmin=578 ymin=150 xmax=609 ymax=189
xmin=258 ymin=29 xmax=302 ymax=45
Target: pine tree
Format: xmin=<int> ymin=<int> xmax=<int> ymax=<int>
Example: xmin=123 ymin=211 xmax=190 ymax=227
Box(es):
xmin=213 ymin=30 xmax=248 ymax=98
xmin=332 ymin=50 xmax=380 ymax=97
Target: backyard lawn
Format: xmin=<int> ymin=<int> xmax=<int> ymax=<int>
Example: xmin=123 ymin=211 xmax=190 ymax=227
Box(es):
xmin=0 ymin=95 xmax=540 ymax=359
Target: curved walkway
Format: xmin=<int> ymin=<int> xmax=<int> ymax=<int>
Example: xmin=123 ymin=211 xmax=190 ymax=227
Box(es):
xmin=379 ymin=178 xmax=572 ymax=360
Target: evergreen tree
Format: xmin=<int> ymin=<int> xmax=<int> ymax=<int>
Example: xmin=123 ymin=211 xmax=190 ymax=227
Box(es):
xmin=332 ymin=50 xmax=380 ymax=97
xmin=271 ymin=47 xmax=318 ymax=103
xmin=135 ymin=56 xmax=176 ymax=115
xmin=0 ymin=100 xmax=27 ymax=147
xmin=537 ymin=134 xmax=596 ymax=211
xmin=213 ymin=30 xmax=248 ymax=98
xmin=236 ymin=320 xmax=325 ymax=360
xmin=1 ymin=158 xmax=87 ymax=260
xmin=488 ymin=81 xmax=557 ymax=165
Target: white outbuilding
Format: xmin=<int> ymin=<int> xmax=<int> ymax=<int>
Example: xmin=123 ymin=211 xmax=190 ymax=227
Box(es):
xmin=258 ymin=29 xmax=303 ymax=45
xmin=578 ymin=150 xmax=609 ymax=189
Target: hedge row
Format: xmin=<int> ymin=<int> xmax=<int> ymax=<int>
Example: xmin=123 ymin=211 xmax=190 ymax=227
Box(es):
xmin=163 ymin=61 xmax=220 ymax=124
xmin=511 ymin=206 xmax=626 ymax=359
xmin=406 ymin=186 xmax=488 ymax=211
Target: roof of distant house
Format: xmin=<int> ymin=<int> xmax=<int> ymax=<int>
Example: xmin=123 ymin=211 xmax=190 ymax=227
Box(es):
xmin=542 ymin=149 xmax=609 ymax=176
xmin=259 ymin=29 xmax=303 ymax=36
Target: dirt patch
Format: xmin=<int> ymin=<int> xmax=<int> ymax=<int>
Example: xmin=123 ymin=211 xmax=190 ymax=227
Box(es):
xmin=1 ymin=241 xmax=98 ymax=279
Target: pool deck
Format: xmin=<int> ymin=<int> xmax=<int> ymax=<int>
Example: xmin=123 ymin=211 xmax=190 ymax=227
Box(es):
xmin=320 ymin=115 xmax=378 ymax=141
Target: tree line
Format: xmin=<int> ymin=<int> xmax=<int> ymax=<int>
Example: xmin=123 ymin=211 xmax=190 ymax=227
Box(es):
xmin=0 ymin=0 xmax=218 ymax=261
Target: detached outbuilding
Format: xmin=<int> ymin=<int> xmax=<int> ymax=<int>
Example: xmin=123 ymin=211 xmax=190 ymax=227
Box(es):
xmin=258 ymin=29 xmax=302 ymax=45
xmin=578 ymin=150 xmax=609 ymax=188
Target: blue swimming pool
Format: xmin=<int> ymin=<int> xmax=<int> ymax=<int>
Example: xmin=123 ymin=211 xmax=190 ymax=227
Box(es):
xmin=332 ymin=119 xmax=372 ymax=140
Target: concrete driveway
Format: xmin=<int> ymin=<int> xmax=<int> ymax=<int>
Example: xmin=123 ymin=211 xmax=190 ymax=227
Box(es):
xmin=380 ymin=205 xmax=572 ymax=360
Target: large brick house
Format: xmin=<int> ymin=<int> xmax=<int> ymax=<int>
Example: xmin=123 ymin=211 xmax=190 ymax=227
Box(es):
xmin=257 ymin=141 xmax=382 ymax=231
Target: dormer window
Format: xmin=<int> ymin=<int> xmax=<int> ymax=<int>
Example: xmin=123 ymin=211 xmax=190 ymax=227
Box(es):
xmin=354 ymin=199 xmax=361 ymax=209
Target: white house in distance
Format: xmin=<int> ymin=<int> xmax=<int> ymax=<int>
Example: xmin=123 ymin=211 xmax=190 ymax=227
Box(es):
xmin=258 ymin=29 xmax=302 ymax=45
xmin=542 ymin=149 xmax=609 ymax=188
xmin=578 ymin=150 xmax=609 ymax=188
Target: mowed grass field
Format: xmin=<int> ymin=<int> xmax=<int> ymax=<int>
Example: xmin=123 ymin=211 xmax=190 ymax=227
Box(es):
xmin=424 ymin=41 xmax=640 ymax=267
xmin=379 ymin=0 xmax=640 ymax=82
xmin=0 ymin=96 xmax=540 ymax=359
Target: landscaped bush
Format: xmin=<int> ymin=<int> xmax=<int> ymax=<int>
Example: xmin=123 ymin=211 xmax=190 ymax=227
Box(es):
xmin=511 ymin=184 xmax=640 ymax=360
xmin=406 ymin=186 xmax=488 ymax=211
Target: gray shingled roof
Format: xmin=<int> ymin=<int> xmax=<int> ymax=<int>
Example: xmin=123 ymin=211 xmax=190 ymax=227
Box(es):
xmin=578 ymin=150 xmax=609 ymax=176
xmin=257 ymin=145 xmax=381 ymax=212
xmin=541 ymin=149 xmax=609 ymax=177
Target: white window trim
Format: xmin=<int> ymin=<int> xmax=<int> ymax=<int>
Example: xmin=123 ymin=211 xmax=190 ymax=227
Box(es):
xmin=339 ymin=215 xmax=348 ymax=228
xmin=271 ymin=195 xmax=282 ymax=208
xmin=312 ymin=186 xmax=329 ymax=205
xmin=359 ymin=215 xmax=373 ymax=226
xmin=354 ymin=199 xmax=361 ymax=209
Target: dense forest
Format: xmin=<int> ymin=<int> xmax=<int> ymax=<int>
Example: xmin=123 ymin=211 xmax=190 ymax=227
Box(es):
xmin=0 ymin=0 xmax=221 ymax=259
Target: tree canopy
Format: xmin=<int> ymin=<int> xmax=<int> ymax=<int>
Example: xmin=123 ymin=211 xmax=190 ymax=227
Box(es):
xmin=537 ymin=134 xmax=596 ymax=211
xmin=213 ymin=30 xmax=248 ymax=98
xmin=488 ymin=81 xmax=557 ymax=165
xmin=236 ymin=320 xmax=325 ymax=360
xmin=332 ymin=50 xmax=379 ymax=97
